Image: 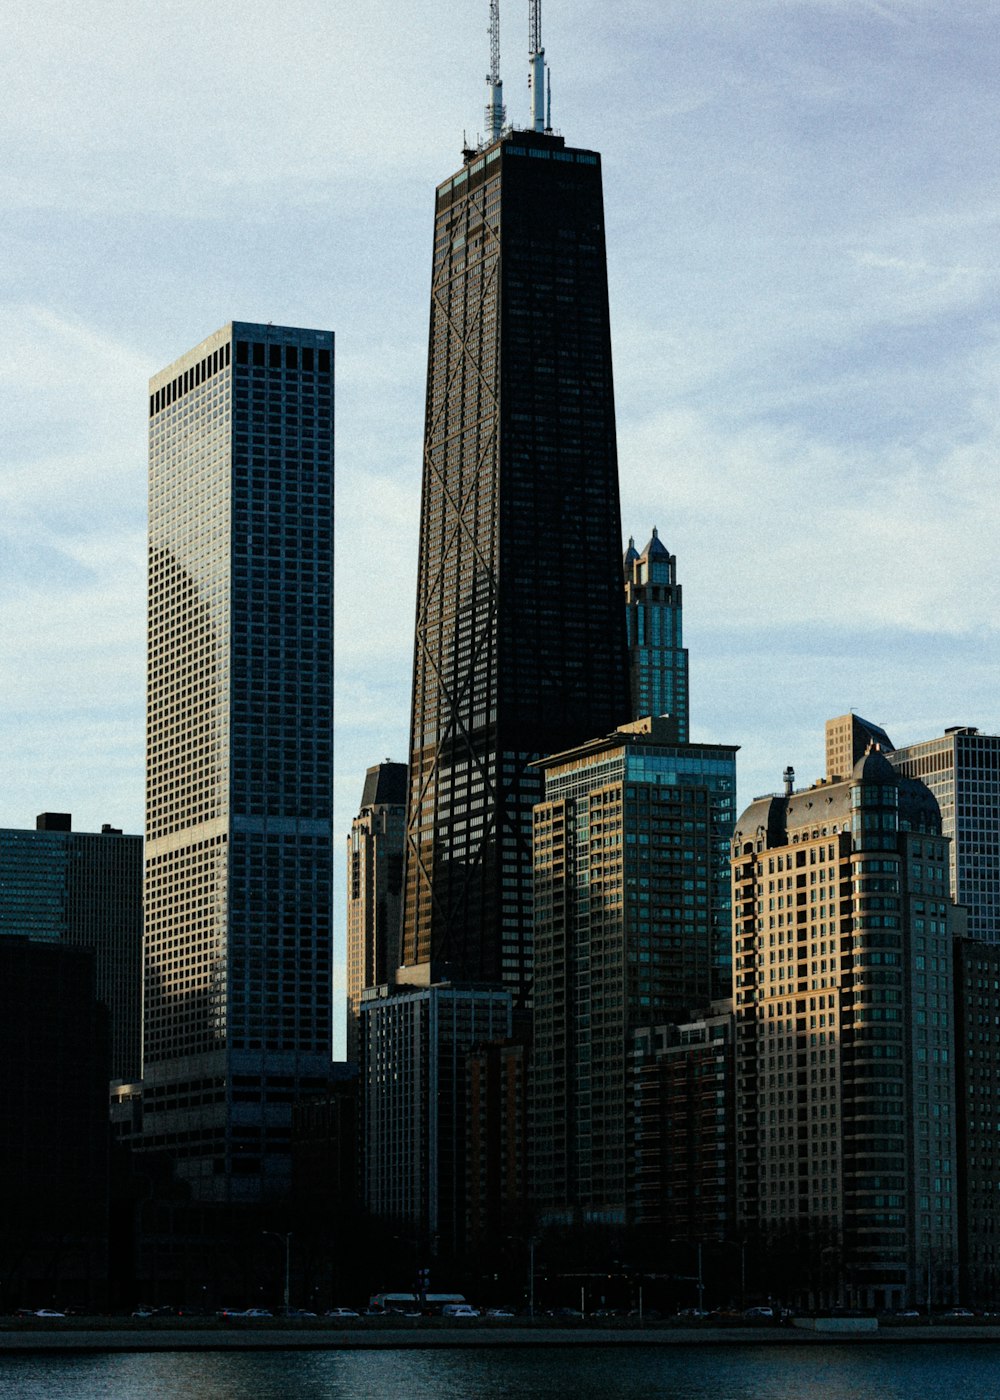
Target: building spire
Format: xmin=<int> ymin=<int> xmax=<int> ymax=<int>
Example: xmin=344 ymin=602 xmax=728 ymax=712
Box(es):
xmin=529 ymin=0 xmax=547 ymax=132
xmin=485 ymin=0 xmax=505 ymax=143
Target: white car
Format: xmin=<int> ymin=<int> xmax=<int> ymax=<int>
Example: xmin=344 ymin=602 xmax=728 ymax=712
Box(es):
xmin=442 ymin=1304 xmax=480 ymax=1318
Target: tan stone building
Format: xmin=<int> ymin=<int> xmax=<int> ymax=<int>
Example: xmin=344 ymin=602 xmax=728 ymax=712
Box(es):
xmin=346 ymin=763 xmax=406 ymax=1064
xmin=732 ymin=749 xmax=959 ymax=1310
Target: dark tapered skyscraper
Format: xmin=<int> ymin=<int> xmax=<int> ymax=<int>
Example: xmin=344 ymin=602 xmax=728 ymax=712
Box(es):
xmin=400 ymin=120 xmax=630 ymax=1003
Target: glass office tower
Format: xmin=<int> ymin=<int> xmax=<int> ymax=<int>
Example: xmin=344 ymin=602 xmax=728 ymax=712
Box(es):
xmin=531 ymin=717 xmax=737 ymax=1220
xmin=144 ymin=321 xmax=334 ymax=1202
xmin=401 ymin=129 xmax=631 ymax=1002
xmin=0 ymin=812 xmax=142 ymax=1082
xmin=890 ymin=726 xmax=1000 ymax=943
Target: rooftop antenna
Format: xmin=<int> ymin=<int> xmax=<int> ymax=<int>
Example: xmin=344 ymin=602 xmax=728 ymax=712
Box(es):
xmin=546 ymin=63 xmax=552 ymax=132
xmin=529 ymin=0 xmax=546 ymax=132
xmin=485 ymin=0 xmax=505 ymax=143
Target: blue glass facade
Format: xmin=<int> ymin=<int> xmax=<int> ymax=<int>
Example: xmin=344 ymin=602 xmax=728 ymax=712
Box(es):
xmin=624 ymin=529 xmax=689 ymax=740
xmin=0 ymin=819 xmax=143 ymax=1081
xmin=531 ymin=719 xmax=737 ymax=1218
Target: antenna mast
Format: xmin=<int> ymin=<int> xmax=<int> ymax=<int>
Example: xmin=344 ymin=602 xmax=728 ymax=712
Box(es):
xmin=485 ymin=0 xmax=505 ymax=144
xmin=528 ymin=0 xmax=546 ymax=132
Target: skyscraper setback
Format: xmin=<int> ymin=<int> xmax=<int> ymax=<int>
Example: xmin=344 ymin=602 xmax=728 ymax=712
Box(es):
xmin=144 ymin=322 xmax=334 ymax=1202
xmin=400 ymin=112 xmax=630 ymax=1001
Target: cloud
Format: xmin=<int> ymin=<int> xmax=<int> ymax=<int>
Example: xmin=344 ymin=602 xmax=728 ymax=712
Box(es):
xmin=622 ymin=374 xmax=1000 ymax=639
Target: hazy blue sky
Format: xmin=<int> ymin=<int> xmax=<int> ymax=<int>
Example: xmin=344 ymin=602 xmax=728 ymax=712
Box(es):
xmin=3 ymin=1 xmax=998 ymax=1040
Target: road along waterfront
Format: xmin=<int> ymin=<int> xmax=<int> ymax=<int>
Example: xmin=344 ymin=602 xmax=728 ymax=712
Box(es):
xmin=3 ymin=1320 xmax=1000 ymax=1351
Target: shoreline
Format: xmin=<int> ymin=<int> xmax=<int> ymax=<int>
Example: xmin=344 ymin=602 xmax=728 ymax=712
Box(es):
xmin=3 ymin=1323 xmax=1000 ymax=1354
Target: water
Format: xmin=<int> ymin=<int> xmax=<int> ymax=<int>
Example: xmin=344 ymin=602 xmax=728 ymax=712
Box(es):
xmin=3 ymin=1345 xmax=1000 ymax=1400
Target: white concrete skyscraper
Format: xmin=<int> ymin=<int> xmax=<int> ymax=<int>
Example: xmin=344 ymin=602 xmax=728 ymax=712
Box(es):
xmin=144 ymin=322 xmax=334 ymax=1202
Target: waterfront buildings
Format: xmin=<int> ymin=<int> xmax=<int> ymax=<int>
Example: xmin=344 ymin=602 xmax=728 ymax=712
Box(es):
xmin=346 ymin=762 xmax=407 ymax=1063
xmin=143 ymin=322 xmax=334 ymax=1203
xmin=0 ymin=812 xmax=142 ymax=1082
xmin=623 ymin=529 xmax=689 ymax=740
xmin=629 ymin=1003 xmax=736 ymax=1241
xmin=953 ymin=936 xmax=1000 ymax=1305
xmin=465 ymin=1033 xmax=529 ymax=1249
xmin=890 ymin=726 xmax=1000 ymax=944
xmin=731 ymin=749 xmax=959 ymax=1309
xmin=361 ymin=984 xmax=511 ymax=1252
xmin=530 ymin=716 xmax=738 ymax=1223
xmin=398 ymin=115 xmax=630 ymax=1002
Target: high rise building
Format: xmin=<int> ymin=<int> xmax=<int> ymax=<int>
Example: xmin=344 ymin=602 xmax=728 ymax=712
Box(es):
xmin=361 ymin=984 xmax=511 ymax=1253
xmin=0 ymin=812 xmax=142 ymax=1082
xmin=628 ymin=1004 xmax=736 ymax=1241
xmin=531 ymin=716 xmax=737 ymax=1222
xmin=465 ymin=1031 xmax=529 ymax=1250
xmin=731 ymin=750 xmax=959 ymax=1310
xmin=825 ymin=712 xmax=895 ymax=782
xmin=953 ymin=934 xmax=1000 ymax=1305
xmin=623 ymin=528 xmax=689 ymax=739
xmin=346 ymin=763 xmax=407 ymax=1064
xmin=144 ymin=322 xmax=334 ymax=1202
xmin=889 ymin=726 xmax=1000 ymax=944
xmin=399 ymin=68 xmax=630 ymax=1001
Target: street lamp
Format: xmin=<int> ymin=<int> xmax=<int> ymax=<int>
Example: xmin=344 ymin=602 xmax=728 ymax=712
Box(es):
xmin=262 ymin=1231 xmax=292 ymax=1314
xmin=528 ymin=1237 xmax=539 ymax=1319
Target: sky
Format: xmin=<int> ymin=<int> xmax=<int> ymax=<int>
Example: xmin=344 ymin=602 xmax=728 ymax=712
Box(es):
xmin=2 ymin=1 xmax=999 ymax=1047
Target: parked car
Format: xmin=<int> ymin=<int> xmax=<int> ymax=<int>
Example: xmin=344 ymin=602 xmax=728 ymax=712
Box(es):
xmin=485 ymin=1307 xmax=515 ymax=1319
xmin=34 ymin=1310 xmax=66 ymax=1318
xmin=325 ymin=1308 xmax=360 ymax=1318
xmin=743 ymin=1306 xmax=775 ymax=1319
xmin=442 ymin=1304 xmax=480 ymax=1318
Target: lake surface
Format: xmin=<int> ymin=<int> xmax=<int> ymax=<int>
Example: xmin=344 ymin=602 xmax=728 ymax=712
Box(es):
xmin=4 ymin=1344 xmax=1000 ymax=1400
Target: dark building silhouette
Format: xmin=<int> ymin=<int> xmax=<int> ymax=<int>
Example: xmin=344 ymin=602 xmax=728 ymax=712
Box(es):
xmin=629 ymin=1005 xmax=736 ymax=1240
xmin=0 ymin=812 xmax=142 ymax=1082
xmin=399 ymin=123 xmax=630 ymax=1002
xmin=466 ymin=1034 xmax=530 ymax=1249
xmin=954 ymin=935 xmax=1000 ymax=1305
xmin=0 ymin=938 xmax=110 ymax=1308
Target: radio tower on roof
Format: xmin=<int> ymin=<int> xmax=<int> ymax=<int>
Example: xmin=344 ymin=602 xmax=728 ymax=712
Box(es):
xmin=485 ymin=0 xmax=505 ymax=143
xmin=529 ymin=0 xmax=547 ymax=131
